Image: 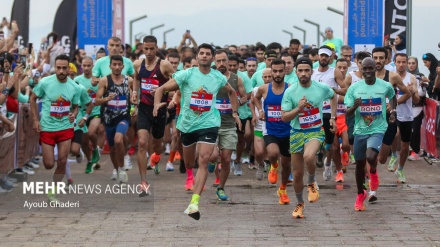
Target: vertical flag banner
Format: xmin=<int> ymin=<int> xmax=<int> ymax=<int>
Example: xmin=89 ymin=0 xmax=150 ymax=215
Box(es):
xmin=347 ymin=0 xmax=384 ymax=53
xmin=112 ymin=0 xmax=125 ymax=45
xmin=383 ymin=0 xmax=407 ymax=42
xmin=53 ymin=0 xmax=77 ymax=58
xmin=77 ymin=0 xmax=113 ymax=60
xmin=10 ymin=0 xmax=30 ymax=47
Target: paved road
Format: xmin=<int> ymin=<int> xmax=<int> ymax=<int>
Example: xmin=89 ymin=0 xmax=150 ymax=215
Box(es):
xmin=1 ymin=152 xmax=440 ymax=246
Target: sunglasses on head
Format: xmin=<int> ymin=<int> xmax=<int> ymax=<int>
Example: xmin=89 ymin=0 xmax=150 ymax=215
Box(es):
xmin=246 ymin=57 xmax=257 ymax=61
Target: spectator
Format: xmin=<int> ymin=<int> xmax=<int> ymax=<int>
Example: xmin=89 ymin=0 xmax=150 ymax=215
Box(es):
xmin=391 ymin=34 xmax=406 ymax=58
xmin=46 ymin=32 xmax=65 ymax=70
xmin=322 ymin=27 xmax=343 ymax=54
xmin=422 ymin=53 xmax=439 ymax=99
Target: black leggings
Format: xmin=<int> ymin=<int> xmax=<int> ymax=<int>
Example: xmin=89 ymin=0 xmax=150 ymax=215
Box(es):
xmin=410 ymin=110 xmax=424 ymax=153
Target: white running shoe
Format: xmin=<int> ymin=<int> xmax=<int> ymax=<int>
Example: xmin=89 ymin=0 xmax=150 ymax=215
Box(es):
xmin=165 ymin=143 xmax=171 ymax=155
xmin=110 ymin=169 xmax=117 ymax=180
xmin=118 ymin=169 xmax=128 ymax=183
xmin=231 ymin=151 xmax=236 ymax=161
xmin=124 ymin=155 xmax=132 ymax=170
xmin=76 ymin=149 xmax=84 ymax=164
xmin=166 ymin=162 xmax=174 ymax=171
xmin=22 ymin=166 xmax=35 ymax=175
xmin=322 ymin=158 xmax=333 ymax=181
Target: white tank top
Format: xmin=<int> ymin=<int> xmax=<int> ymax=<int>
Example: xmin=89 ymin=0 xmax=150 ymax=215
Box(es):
xmin=396 ymin=72 xmax=413 ymax=122
xmin=312 ymin=67 xmax=336 ymax=114
xmin=348 ymin=71 xmax=362 ymax=84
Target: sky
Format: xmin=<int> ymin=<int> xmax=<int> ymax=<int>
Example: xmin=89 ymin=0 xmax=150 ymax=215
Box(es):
xmin=1 ymin=0 xmax=439 ymax=75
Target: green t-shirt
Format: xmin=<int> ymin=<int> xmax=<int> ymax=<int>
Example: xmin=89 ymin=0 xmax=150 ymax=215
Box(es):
xmin=251 ymin=70 xmax=265 ymax=88
xmin=281 ymin=80 xmax=334 ymax=130
xmin=32 ymin=75 xmax=80 ymax=132
xmin=74 ymin=84 xmax=92 ymax=132
xmin=322 ymin=37 xmax=344 ymax=54
xmin=313 ymin=60 xmax=336 ymax=69
xmin=257 ymin=62 xmax=266 ymax=71
xmin=92 ymin=56 xmax=134 ymax=78
xmin=285 ymin=71 xmax=299 ymax=85
xmin=174 ymin=67 xmax=227 ymax=133
xmin=237 ymin=71 xmax=253 ymax=119
xmin=344 ymin=78 xmax=395 ymax=135
xmin=74 ymin=74 xmax=100 ymax=117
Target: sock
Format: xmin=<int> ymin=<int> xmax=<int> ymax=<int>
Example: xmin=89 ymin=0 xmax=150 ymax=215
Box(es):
xmin=325 ymin=158 xmax=331 ymax=166
xmin=370 ymin=167 xmax=377 ymax=174
xmin=190 ymin=194 xmax=200 ymax=205
xmin=65 ymin=161 xmax=71 ymax=180
xmin=272 ymin=161 xmax=278 ymax=168
xmin=280 ymin=184 xmax=286 ymax=190
xmin=187 ymin=168 xmax=194 ymax=180
xmin=307 ymin=173 xmax=315 ymax=184
xmin=355 ymin=163 xmax=366 ymax=194
xmin=397 ymin=165 xmax=403 ymax=171
xmin=392 ymin=151 xmax=397 ymax=157
xmin=250 ymin=155 xmax=255 ymax=164
xmin=296 ymin=192 xmax=304 ymax=204
xmin=168 ymin=151 xmax=176 ymax=162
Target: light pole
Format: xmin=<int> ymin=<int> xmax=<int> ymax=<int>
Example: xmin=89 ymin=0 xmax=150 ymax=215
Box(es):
xmin=150 ymin=24 xmax=165 ymax=36
xmin=129 ymin=15 xmax=147 ymax=45
xmin=135 ymin=32 xmax=146 ymax=41
xmin=304 ymin=19 xmax=321 ymax=46
xmin=327 ymin=6 xmax=344 ymax=16
xmin=282 ymin=30 xmax=293 ymax=40
xmin=293 ymin=26 xmax=306 ymax=45
xmin=163 ymin=28 xmax=175 ymax=44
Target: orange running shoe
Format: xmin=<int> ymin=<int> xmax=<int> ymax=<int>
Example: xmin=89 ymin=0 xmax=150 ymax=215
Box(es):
xmin=268 ymin=164 xmax=278 ymax=184
xmin=174 ymin=151 xmax=181 ymax=162
xmin=335 ymin=171 xmax=344 ymax=183
xmin=354 ymin=190 xmax=367 ymax=211
xmin=277 ymin=189 xmax=290 ymax=205
xmin=292 ymin=203 xmax=305 ymax=219
xmin=307 ymin=182 xmax=320 ymax=203
xmin=185 ymin=177 xmax=194 ymax=191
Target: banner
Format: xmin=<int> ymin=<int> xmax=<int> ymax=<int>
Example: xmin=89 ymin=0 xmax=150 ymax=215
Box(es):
xmin=383 ymin=0 xmax=407 ymax=43
xmin=421 ymin=98 xmax=440 ymax=158
xmin=112 ymin=0 xmax=125 ymax=45
xmin=53 ymin=0 xmax=77 ymax=58
xmin=10 ymin=0 xmax=30 ymax=47
xmin=347 ymin=0 xmax=384 ymax=53
xmin=77 ymin=0 xmax=113 ymax=60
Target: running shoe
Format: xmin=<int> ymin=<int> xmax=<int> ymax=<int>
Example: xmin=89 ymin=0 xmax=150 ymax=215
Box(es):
xmin=26 ymin=160 xmax=39 ymax=169
xmin=208 ymin=162 xmax=216 ymax=173
xmin=138 ymin=181 xmax=151 ymax=197
xmin=369 ymin=173 xmax=379 ymax=191
xmin=91 ymin=147 xmax=100 ymax=164
xmin=387 ymin=156 xmax=397 ymax=172
xmin=118 ymin=169 xmax=128 ymax=183
xmin=230 ymin=161 xmax=236 ymax=173
xmin=268 ymin=164 xmax=278 ymax=184
xmin=165 ymin=143 xmax=170 ymax=155
xmin=184 ymin=203 xmax=200 ymax=220
xmin=213 ymin=177 xmax=220 ymax=187
xmin=22 ymin=166 xmax=35 ymax=175
xmin=255 ymin=168 xmax=263 ymax=181
xmin=277 ymin=189 xmax=290 ymax=205
xmin=263 ymin=160 xmax=270 ymax=172
xmin=350 ymin=154 xmax=356 ymax=165
xmin=166 ymin=162 xmax=174 ymax=171
xmin=234 ymin=162 xmax=243 ymax=176
xmin=76 ymin=149 xmax=84 ymax=163
xmin=287 ymin=173 xmax=293 ymax=183
xmin=241 ymin=155 xmax=250 ymax=164
xmin=174 ymin=151 xmax=181 ymax=162
xmin=316 ymin=152 xmax=324 ymax=168
xmin=335 ymin=171 xmax=344 ymax=183
xmin=83 ymin=161 xmax=93 ymax=174
xmin=124 ymin=155 xmax=132 ymax=171
xmin=341 ymin=151 xmax=349 ymax=167
xmin=354 ymin=190 xmax=367 ymax=211
xmin=407 ymin=151 xmax=420 ymax=161
xmin=248 ymin=163 xmax=257 ymax=170
xmin=0 ymin=178 xmax=14 ymax=190
xmin=368 ymin=190 xmax=377 ymax=203
xmin=0 ymin=186 xmax=12 ymax=194
xmin=216 ymin=188 xmax=229 ymax=201
xmin=185 ymin=177 xmax=194 ymax=191
xmin=292 ymin=203 xmax=305 ymax=219
xmin=395 ymin=169 xmax=406 ymax=183
xmin=323 ymin=161 xmax=332 ymax=181
xmin=307 ymin=182 xmax=320 ymax=203
xmin=150 ymin=153 xmax=161 ymax=167
xmin=110 ymin=169 xmax=117 ymax=180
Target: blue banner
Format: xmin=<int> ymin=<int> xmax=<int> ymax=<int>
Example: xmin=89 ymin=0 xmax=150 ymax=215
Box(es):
xmin=77 ymin=0 xmax=112 ymax=60
xmin=347 ymin=0 xmax=384 ymax=53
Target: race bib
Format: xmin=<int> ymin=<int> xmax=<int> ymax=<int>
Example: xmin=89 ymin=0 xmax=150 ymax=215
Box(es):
xmin=108 ymin=95 xmax=127 ymax=110
xmin=87 ymin=89 xmax=96 ymax=99
xmin=267 ymin=105 xmax=282 ymax=122
xmin=299 ymin=107 xmax=322 ymax=129
xmin=322 ymin=100 xmax=331 ymax=113
xmin=50 ymin=100 xmax=71 ymax=118
xmin=360 ymin=98 xmax=382 ymax=116
xmin=337 ymin=103 xmax=346 ymax=115
xmin=141 ymin=78 xmax=159 ymax=95
xmin=190 ymin=92 xmax=213 ymax=113
xmin=396 ymin=88 xmax=404 ymax=100
xmin=216 ymin=98 xmax=232 ymax=114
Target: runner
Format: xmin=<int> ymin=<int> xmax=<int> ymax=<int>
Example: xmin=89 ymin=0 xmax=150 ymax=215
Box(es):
xmin=254 ymin=59 xmax=292 ymax=205
xmin=76 ymin=56 xmax=101 ymax=173
xmin=131 ymin=35 xmax=174 ymax=181
xmin=281 ymin=57 xmax=337 ymax=218
xmin=95 ymin=55 xmax=133 ymax=185
xmin=250 ymin=68 xmax=272 ymax=180
xmin=251 ymin=50 xmax=277 ymax=88
xmin=153 ymin=43 xmax=241 ymax=220
xmin=391 ymin=53 xmax=419 ymax=183
xmin=30 ymin=54 xmax=81 ymax=202
xmin=344 ymin=57 xmax=396 ymax=211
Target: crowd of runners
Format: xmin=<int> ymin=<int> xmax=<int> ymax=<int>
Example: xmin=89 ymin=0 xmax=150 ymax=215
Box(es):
xmin=1 ymin=23 xmax=440 ymax=220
